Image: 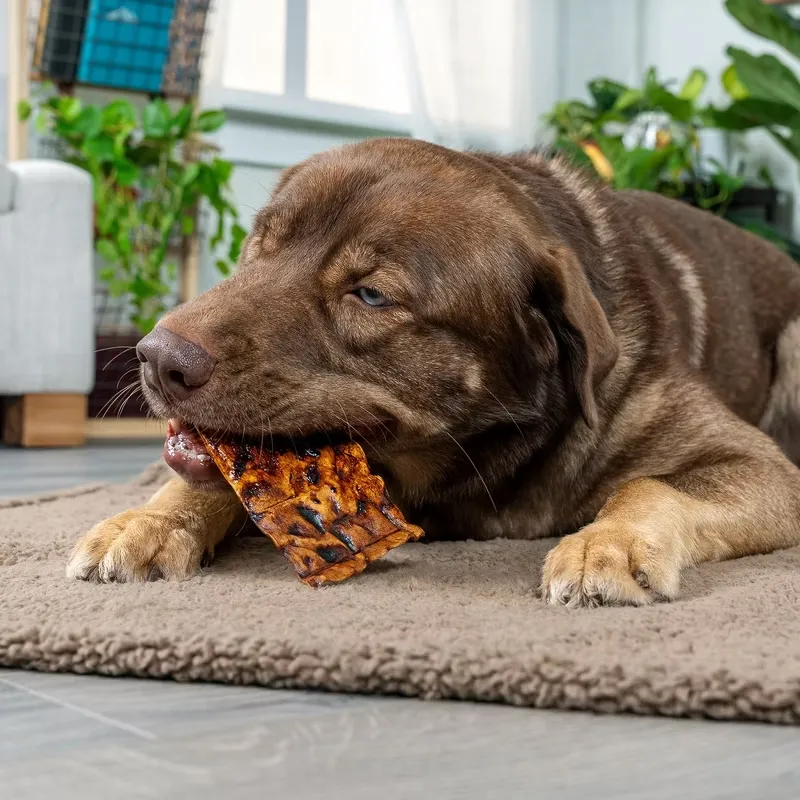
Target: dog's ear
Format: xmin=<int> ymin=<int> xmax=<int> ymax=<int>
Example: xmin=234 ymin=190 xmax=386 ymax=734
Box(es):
xmin=535 ymin=245 xmax=618 ymax=428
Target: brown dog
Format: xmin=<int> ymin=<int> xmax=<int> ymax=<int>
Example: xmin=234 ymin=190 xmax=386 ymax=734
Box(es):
xmin=67 ymin=137 xmax=800 ymax=606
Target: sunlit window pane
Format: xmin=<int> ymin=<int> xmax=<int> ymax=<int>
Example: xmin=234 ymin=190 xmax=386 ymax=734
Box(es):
xmin=306 ymin=0 xmax=410 ymax=113
xmin=223 ymin=0 xmax=287 ymax=94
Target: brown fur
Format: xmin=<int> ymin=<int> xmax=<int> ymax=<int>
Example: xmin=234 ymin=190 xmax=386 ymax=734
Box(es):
xmin=68 ymin=138 xmax=800 ymax=606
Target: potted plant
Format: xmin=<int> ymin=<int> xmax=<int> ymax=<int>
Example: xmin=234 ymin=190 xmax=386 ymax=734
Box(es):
xmin=19 ymin=89 xmax=248 ymax=418
xmin=544 ymin=65 xmax=787 ymax=245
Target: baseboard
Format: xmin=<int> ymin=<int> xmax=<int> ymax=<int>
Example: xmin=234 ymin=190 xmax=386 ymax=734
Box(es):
xmin=86 ymin=417 xmax=167 ymax=441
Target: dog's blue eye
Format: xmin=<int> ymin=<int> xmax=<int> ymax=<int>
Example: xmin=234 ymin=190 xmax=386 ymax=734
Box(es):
xmin=355 ymin=287 xmax=392 ymax=307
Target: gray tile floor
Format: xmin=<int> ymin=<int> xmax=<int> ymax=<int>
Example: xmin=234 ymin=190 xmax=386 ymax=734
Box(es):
xmin=0 ymin=441 xmax=162 ymax=497
xmin=2 ymin=444 xmax=800 ymax=798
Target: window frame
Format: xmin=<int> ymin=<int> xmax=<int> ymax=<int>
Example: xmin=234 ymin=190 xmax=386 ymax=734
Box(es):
xmin=206 ymin=0 xmax=412 ymax=140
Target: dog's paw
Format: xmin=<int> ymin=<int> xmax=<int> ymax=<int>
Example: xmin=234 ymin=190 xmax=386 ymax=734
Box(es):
xmin=541 ymin=522 xmax=683 ymax=607
xmin=66 ymin=508 xmax=210 ymax=583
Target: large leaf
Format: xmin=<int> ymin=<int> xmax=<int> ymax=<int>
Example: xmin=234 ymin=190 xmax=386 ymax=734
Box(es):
xmin=727 ymin=47 xmax=800 ymax=109
xmin=82 ymin=133 xmax=116 ymax=162
xmin=101 ymin=100 xmax=136 ymax=129
xmin=73 ymin=106 xmax=103 ymax=138
xmin=612 ymin=88 xmax=644 ymax=113
xmin=142 ymin=100 xmax=171 ymax=138
xmin=113 ymin=158 xmax=140 ymax=187
xmin=722 ymin=64 xmax=749 ymax=100
xmin=679 ymin=68 xmax=708 ymax=101
xmin=587 ymin=78 xmax=630 ymax=112
xmin=193 ymin=109 xmax=226 ymax=133
xmin=704 ymin=98 xmax=800 ymax=130
xmin=211 ymin=157 xmax=233 ymax=184
xmin=171 ymin=104 xmax=194 ymax=138
xmin=613 ymin=148 xmax=672 ymax=192
xmin=726 ymin=0 xmax=800 ymax=61
xmin=96 ymin=238 xmax=120 ymax=264
xmin=647 ymin=85 xmax=694 ymax=122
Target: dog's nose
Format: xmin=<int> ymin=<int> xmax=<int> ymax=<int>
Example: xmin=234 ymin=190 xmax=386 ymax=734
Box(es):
xmin=136 ymin=327 xmax=215 ymax=401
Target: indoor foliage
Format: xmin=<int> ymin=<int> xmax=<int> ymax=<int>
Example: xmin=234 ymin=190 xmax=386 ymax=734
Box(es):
xmin=19 ymin=90 xmax=247 ymax=333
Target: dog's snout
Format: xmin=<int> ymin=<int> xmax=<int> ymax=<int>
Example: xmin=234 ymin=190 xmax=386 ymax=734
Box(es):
xmin=136 ymin=326 xmax=215 ymax=401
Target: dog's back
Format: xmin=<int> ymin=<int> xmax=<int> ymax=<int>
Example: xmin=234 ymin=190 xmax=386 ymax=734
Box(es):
xmin=615 ymin=189 xmax=800 ymax=427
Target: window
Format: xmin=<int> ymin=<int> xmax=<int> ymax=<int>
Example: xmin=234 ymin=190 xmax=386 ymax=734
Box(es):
xmin=306 ymin=0 xmax=409 ymax=114
xmin=222 ymin=0 xmax=287 ymax=95
xmin=215 ymin=0 xmax=410 ymax=131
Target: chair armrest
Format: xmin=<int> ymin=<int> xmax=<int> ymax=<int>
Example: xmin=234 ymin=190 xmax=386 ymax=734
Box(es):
xmin=0 ymin=160 xmax=95 ymax=394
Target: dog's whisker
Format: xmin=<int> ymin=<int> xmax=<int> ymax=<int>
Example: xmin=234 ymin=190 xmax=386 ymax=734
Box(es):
xmin=485 ymin=388 xmax=526 ymax=440
xmin=328 ymin=411 xmax=383 ymax=460
xmin=97 ymin=381 xmax=139 ymax=419
xmin=335 ymin=400 xmax=358 ymax=444
xmin=115 ymin=367 xmax=141 ymax=390
xmin=115 ymin=385 xmax=142 ymax=418
xmin=353 ymin=403 xmax=398 ymax=443
xmin=102 ymin=348 xmax=138 ymax=370
xmin=443 ymin=430 xmax=498 ymax=513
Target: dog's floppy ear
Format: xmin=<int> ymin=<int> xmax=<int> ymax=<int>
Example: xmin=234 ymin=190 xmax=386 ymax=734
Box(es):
xmin=537 ymin=245 xmax=618 ymax=428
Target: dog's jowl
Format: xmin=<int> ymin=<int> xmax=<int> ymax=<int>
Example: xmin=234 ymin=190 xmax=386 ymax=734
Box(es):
xmin=67 ymin=138 xmax=800 ymax=606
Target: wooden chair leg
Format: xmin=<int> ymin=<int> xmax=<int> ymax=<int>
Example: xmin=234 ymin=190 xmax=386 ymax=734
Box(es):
xmin=2 ymin=394 xmax=87 ymax=447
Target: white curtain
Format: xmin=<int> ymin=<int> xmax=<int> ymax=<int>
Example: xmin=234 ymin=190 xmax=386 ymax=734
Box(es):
xmin=397 ymin=0 xmax=558 ymax=152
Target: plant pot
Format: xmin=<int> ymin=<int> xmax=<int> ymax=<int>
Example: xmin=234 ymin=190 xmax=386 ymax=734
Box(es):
xmin=679 ymin=181 xmax=780 ymax=224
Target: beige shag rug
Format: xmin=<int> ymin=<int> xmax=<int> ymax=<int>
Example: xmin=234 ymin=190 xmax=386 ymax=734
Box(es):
xmin=1 ymin=463 xmax=800 ymax=724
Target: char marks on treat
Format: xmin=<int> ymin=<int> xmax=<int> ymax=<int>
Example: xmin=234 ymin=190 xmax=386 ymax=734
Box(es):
xmin=196 ymin=433 xmax=424 ymax=587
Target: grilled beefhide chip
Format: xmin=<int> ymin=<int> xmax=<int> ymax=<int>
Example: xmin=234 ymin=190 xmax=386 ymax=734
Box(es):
xmin=198 ymin=433 xmax=424 ymax=587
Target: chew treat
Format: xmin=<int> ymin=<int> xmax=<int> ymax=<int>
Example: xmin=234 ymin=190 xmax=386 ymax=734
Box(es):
xmin=197 ymin=434 xmax=424 ymax=587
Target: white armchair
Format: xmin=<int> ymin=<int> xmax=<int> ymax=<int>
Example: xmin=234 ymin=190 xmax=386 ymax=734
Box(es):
xmin=0 ymin=159 xmax=94 ymax=446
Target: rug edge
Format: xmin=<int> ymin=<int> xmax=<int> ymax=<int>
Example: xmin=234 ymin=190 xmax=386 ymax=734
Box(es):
xmin=2 ymin=633 xmax=798 ymax=726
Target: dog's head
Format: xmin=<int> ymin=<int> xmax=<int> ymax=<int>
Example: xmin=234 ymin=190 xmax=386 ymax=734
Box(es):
xmin=139 ymin=139 xmax=616 ymax=500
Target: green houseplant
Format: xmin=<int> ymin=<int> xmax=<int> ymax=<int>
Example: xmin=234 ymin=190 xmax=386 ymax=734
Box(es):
xmin=19 ymin=90 xmax=247 ymax=334
xmin=711 ymin=0 xmax=800 ymax=157
xmin=545 ymin=67 xmax=745 ymax=214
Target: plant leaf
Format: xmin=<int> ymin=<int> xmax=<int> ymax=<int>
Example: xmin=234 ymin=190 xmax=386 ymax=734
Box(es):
xmin=17 ymin=99 xmax=32 ymax=121
xmin=646 ymin=85 xmax=694 ymax=122
xmin=101 ymin=99 xmax=137 ymax=128
xmin=721 ymin=64 xmax=749 ymax=101
xmin=193 ymin=109 xmax=226 ymax=133
xmin=73 ymin=106 xmax=103 ymax=137
xmin=58 ymin=96 xmax=83 ymax=122
xmin=679 ymin=68 xmax=707 ymax=101
xmin=171 ymin=104 xmax=194 ymax=137
xmin=727 ymin=47 xmax=800 ymax=108
xmin=96 ymin=238 xmax=120 ymax=263
xmin=215 ymin=258 xmax=231 ymax=277
xmin=612 ymin=88 xmax=643 ymax=113
xmin=82 ymin=134 xmax=116 ymax=162
xmin=113 ymin=158 xmax=139 ymax=187
xmin=211 ymin=157 xmax=233 ymax=184
xmin=180 ymin=215 xmax=195 ymax=235
xmin=707 ymin=97 xmax=800 ymax=129
xmin=179 ymin=162 xmax=200 ymax=187
xmin=587 ymin=78 xmax=630 ymax=112
xmin=116 ymin=230 xmax=133 ymax=257
xmin=726 ymin=0 xmax=800 ymax=61
xmin=142 ymin=100 xmax=171 ymax=138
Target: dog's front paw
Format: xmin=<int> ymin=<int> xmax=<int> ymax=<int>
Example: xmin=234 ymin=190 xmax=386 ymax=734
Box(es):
xmin=541 ymin=522 xmax=683 ymax=607
xmin=66 ymin=508 xmax=210 ymax=583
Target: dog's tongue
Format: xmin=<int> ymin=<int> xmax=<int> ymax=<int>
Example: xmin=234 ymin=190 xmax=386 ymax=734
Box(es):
xmin=164 ymin=419 xmax=223 ymax=483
